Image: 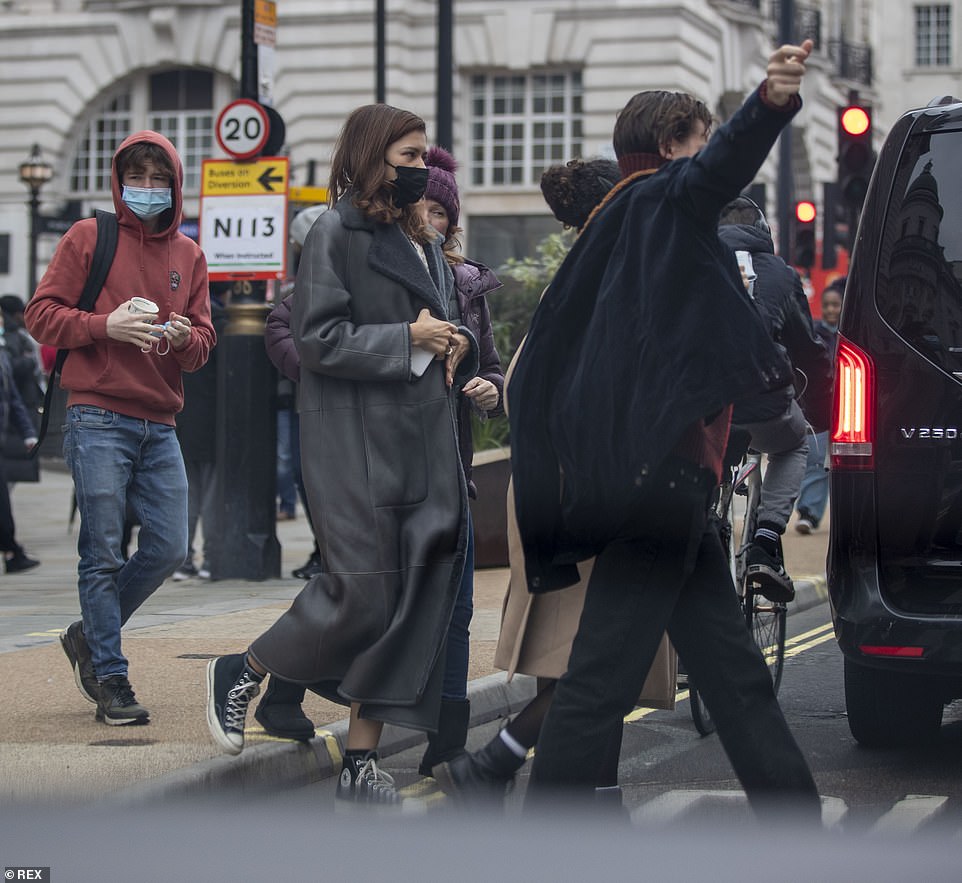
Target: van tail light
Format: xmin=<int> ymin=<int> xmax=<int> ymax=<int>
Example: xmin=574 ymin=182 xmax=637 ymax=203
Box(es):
xmin=831 ymin=336 xmax=875 ymax=470
xmin=859 ymin=645 xmax=925 ymax=658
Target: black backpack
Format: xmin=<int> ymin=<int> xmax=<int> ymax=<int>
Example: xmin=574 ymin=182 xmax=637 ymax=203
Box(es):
xmin=33 ymin=210 xmax=118 ymax=454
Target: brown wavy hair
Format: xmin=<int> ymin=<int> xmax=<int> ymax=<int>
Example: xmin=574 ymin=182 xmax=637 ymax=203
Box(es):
xmin=613 ymin=90 xmax=713 ymax=158
xmin=328 ymin=104 xmax=428 ymax=240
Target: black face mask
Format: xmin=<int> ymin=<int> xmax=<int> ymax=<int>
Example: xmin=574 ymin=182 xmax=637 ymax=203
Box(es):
xmin=387 ymin=163 xmax=429 ymax=206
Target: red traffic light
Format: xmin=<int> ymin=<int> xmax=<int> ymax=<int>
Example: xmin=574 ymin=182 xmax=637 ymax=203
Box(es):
xmin=840 ymin=105 xmax=871 ymax=136
xmin=795 ymin=200 xmax=817 ymax=223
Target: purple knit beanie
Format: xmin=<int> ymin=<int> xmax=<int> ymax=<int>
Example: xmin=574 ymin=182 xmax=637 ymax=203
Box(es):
xmin=425 ymin=146 xmax=460 ymax=228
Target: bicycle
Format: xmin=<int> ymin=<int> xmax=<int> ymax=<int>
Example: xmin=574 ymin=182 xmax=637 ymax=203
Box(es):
xmin=688 ymin=444 xmax=788 ymax=736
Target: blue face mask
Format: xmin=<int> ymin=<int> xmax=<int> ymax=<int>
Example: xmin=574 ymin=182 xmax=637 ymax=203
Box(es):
xmin=122 ymin=186 xmax=172 ymax=219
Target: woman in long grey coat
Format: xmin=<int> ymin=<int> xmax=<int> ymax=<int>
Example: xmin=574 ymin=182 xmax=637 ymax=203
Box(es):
xmin=206 ymin=103 xmax=479 ymax=808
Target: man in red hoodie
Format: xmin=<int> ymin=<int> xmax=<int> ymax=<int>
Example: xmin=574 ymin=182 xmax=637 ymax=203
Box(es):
xmin=25 ymin=132 xmax=215 ymax=726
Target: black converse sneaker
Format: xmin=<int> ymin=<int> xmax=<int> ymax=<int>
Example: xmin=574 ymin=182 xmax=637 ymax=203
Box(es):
xmin=60 ymin=620 xmax=98 ymax=704
xmin=206 ymin=654 xmax=262 ymax=755
xmin=335 ymin=751 xmax=427 ymax=813
xmin=95 ymin=675 xmax=150 ymax=725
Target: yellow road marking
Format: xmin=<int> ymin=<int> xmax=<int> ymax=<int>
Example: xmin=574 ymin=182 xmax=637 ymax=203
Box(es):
xmin=625 ymin=619 xmax=835 ymax=723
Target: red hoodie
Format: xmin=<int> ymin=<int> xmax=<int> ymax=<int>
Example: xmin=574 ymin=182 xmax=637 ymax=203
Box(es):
xmin=24 ymin=131 xmax=215 ymax=425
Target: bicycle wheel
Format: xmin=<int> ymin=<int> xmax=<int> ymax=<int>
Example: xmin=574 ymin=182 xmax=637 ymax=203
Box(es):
xmin=745 ymin=589 xmax=787 ymax=692
xmin=689 ymin=684 xmax=717 ymax=736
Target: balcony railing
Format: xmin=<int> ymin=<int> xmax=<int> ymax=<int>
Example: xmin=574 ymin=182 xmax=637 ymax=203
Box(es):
xmin=827 ymin=38 xmax=874 ymax=86
xmin=771 ymin=2 xmax=822 ymax=50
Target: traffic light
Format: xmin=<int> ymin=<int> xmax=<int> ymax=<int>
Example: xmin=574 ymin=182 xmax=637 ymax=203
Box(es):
xmin=792 ymin=199 xmax=816 ymax=269
xmin=837 ymin=102 xmax=874 ymax=213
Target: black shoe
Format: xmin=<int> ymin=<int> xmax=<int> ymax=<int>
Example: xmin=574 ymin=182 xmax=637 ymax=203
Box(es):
xmin=745 ymin=543 xmax=796 ymax=602
xmin=432 ymin=733 xmax=526 ymax=802
xmin=419 ymin=698 xmax=470 ymax=776
xmin=5 ymin=551 xmax=40 ymax=573
xmin=206 ymin=654 xmax=262 ymax=755
xmin=334 ymin=751 xmax=404 ymax=809
xmin=95 ymin=675 xmax=149 ymax=726
xmin=254 ymin=676 xmax=315 ymax=741
xmin=60 ymin=620 xmax=98 ymax=704
xmin=292 ymin=552 xmax=323 ymax=580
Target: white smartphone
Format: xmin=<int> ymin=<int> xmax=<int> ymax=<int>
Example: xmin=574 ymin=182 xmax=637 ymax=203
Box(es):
xmin=735 ymin=250 xmax=757 ymax=298
xmin=410 ymin=345 xmax=435 ymax=378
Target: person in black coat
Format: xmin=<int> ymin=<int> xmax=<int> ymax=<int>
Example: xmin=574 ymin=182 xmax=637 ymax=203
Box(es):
xmin=511 ymin=41 xmax=820 ymax=819
xmin=173 ymin=284 xmax=229 ymax=579
xmin=717 ymin=197 xmax=832 ymax=602
xmin=0 ymin=316 xmax=40 ymax=573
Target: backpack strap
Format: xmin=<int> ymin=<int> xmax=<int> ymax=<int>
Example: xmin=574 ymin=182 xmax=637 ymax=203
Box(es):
xmin=33 ymin=210 xmax=119 ymax=453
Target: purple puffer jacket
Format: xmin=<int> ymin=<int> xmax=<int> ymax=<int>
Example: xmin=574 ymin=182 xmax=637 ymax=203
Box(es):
xmin=454 ymin=259 xmax=505 ymax=498
xmin=264 ymin=295 xmax=299 ymax=383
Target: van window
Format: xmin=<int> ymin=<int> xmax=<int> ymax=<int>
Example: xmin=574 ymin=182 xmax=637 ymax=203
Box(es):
xmin=875 ymin=130 xmax=962 ymax=377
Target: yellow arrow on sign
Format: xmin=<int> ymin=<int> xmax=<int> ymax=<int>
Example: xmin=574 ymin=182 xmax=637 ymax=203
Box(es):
xmin=201 ymin=158 xmax=289 ymax=196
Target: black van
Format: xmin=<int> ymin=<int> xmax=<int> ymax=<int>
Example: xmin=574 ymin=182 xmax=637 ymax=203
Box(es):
xmin=828 ymin=96 xmax=962 ymax=747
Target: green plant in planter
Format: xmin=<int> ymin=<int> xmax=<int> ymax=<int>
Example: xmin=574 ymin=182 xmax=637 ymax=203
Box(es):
xmin=471 ymin=229 xmax=576 ymax=451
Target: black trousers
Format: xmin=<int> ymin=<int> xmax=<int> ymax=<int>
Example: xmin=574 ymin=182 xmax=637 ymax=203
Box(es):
xmin=0 ymin=457 xmax=18 ymax=553
xmin=526 ymin=461 xmax=819 ymax=817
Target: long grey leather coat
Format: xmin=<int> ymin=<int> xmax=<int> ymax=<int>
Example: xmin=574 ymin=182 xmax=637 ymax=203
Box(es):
xmin=249 ymin=197 xmax=478 ymax=732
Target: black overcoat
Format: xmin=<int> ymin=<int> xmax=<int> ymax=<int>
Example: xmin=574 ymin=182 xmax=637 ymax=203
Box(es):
xmin=509 ymin=87 xmax=797 ymax=592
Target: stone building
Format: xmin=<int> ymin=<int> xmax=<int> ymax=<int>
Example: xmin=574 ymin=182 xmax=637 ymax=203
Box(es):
xmin=0 ymin=0 xmax=930 ymax=294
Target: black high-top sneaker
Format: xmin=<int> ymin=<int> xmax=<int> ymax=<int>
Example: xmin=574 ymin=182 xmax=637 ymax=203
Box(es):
xmin=336 ymin=751 xmax=401 ymax=808
xmin=206 ymin=653 xmax=262 ymax=755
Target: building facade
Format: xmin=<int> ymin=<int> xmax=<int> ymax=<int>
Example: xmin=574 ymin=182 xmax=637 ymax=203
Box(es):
xmin=0 ymin=0 xmax=947 ymax=295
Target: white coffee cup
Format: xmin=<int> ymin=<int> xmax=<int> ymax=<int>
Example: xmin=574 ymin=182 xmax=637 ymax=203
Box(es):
xmin=128 ymin=296 xmax=160 ymax=318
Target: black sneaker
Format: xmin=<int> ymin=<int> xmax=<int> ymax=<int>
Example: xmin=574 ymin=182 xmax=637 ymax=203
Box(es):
xmin=60 ymin=620 xmax=98 ymax=704
xmin=745 ymin=543 xmax=796 ymax=602
xmin=206 ymin=654 xmax=262 ymax=755
xmin=5 ymin=552 xmax=40 ymax=573
xmin=292 ymin=552 xmax=323 ymax=581
xmin=95 ymin=675 xmax=150 ymax=726
xmin=334 ymin=751 xmax=403 ymax=809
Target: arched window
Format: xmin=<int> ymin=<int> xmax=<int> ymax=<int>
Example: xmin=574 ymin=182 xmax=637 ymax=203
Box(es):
xmin=70 ymin=68 xmax=221 ymax=196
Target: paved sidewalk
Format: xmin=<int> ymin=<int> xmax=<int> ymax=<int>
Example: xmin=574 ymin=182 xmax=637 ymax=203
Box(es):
xmin=0 ymin=461 xmax=829 ymax=804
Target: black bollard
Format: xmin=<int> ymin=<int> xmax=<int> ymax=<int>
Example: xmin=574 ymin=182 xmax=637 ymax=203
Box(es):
xmin=209 ymin=296 xmax=281 ymax=580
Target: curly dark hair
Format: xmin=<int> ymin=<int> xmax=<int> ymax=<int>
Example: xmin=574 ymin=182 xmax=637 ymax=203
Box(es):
xmin=540 ymin=158 xmax=621 ymax=230
xmin=613 ymin=90 xmax=713 ymax=158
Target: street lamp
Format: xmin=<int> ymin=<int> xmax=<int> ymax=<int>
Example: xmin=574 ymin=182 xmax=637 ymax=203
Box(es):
xmin=18 ymin=143 xmax=53 ymax=297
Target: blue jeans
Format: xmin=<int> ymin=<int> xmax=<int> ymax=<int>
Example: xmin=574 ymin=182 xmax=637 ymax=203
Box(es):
xmin=795 ymin=430 xmax=829 ymax=524
xmin=442 ymin=510 xmax=475 ymax=700
xmin=63 ymin=406 xmax=188 ymax=679
xmin=276 ymin=409 xmax=297 ymax=516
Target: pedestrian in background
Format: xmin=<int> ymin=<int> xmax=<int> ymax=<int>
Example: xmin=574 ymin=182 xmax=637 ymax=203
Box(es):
xmin=415 ymin=145 xmax=505 ymax=778
xmin=25 ymin=131 xmax=215 ymax=727
xmin=434 ymin=157 xmax=668 ymax=806
xmin=717 ymin=196 xmax=832 ymax=602
xmin=796 ymin=276 xmax=844 ymax=533
xmin=0 ymin=308 xmax=40 ymax=573
xmin=509 ymin=42 xmax=821 ymax=819
xmin=0 ymin=294 xmax=44 ymax=420
xmin=173 ymin=281 xmax=229 ymax=581
xmin=206 ymin=103 xmax=479 ymax=808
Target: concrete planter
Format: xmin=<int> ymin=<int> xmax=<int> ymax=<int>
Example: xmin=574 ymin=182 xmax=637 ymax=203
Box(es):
xmin=469 ymin=445 xmax=511 ymax=568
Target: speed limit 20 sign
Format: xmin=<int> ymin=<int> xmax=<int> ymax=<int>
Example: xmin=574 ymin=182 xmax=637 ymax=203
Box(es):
xmin=216 ymin=99 xmax=270 ymax=160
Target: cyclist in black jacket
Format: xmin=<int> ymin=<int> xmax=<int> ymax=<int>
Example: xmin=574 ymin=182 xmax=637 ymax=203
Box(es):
xmin=718 ymin=197 xmax=832 ymax=602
